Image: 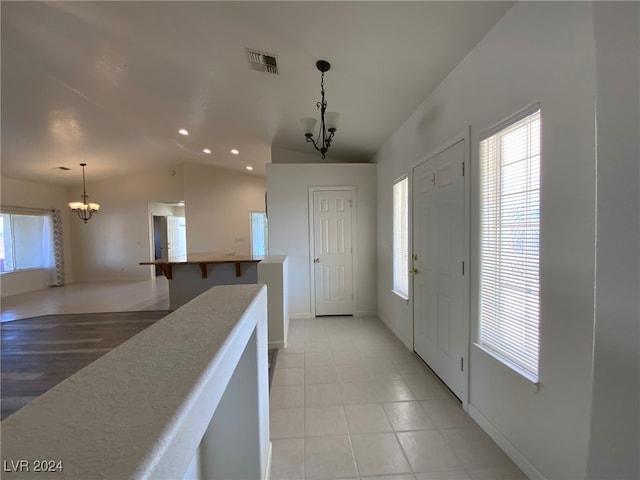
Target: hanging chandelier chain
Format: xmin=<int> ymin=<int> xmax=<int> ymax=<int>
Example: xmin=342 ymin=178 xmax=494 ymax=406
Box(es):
xmin=81 ymin=164 xmax=88 ymax=202
xmin=69 ymin=163 xmax=99 ymax=223
xmin=303 ymin=60 xmax=337 ymax=159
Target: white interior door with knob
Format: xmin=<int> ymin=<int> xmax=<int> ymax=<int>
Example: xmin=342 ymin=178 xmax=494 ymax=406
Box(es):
xmin=412 ymin=136 xmax=468 ymax=402
xmin=311 ymin=188 xmax=354 ymax=316
xmin=167 ymin=215 xmax=187 ymax=258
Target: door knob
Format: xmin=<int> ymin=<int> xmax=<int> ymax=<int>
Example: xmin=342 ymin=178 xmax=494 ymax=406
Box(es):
xmin=314 ymin=258 xmax=321 ymax=263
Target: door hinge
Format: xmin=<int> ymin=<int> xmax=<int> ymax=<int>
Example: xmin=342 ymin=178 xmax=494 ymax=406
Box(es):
xmin=460 ymin=357 xmax=464 ymax=371
xmin=462 ymin=162 xmax=465 ymax=176
xmin=462 ymin=261 xmax=465 ymax=275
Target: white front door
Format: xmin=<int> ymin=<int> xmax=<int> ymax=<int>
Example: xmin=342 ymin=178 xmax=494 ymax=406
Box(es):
xmin=412 ymin=138 xmax=468 ymax=401
xmin=312 ymin=189 xmax=354 ymax=316
xmin=167 ymin=215 xmax=187 ymax=258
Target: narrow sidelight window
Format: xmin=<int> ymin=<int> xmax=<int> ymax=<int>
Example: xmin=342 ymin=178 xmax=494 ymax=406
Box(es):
xmin=479 ymin=107 xmax=541 ymax=380
xmin=393 ymin=176 xmax=409 ymax=299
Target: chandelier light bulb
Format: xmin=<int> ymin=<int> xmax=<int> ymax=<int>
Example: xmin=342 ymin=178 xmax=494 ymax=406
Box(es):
xmin=325 ymin=112 xmax=340 ymax=131
xmin=68 ymin=163 xmax=100 ymax=223
xmin=301 ymin=118 xmax=317 ymax=137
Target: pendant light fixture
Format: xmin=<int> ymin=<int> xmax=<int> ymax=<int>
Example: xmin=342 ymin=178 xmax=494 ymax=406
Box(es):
xmin=301 ymin=60 xmax=339 ymax=159
xmin=69 ymin=163 xmax=100 ymax=223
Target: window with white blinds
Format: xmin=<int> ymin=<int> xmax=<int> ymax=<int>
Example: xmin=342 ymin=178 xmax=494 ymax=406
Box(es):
xmin=393 ymin=176 xmax=409 ymax=299
xmin=479 ymin=108 xmax=541 ymax=380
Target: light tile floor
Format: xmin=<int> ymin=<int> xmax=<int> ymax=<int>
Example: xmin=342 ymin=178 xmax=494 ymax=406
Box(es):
xmin=1 ymin=278 xmax=169 ymax=322
xmin=270 ymin=316 xmax=527 ymax=480
xmin=1 ymin=282 xmax=527 ymax=479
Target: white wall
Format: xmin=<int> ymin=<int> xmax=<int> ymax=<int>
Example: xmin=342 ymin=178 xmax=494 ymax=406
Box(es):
xmin=587 ymin=3 xmax=640 ymax=478
xmin=72 ymin=163 xmax=266 ymax=282
xmin=0 ymin=177 xmax=74 ymax=296
xmin=376 ymin=3 xmax=600 ymax=479
xmin=182 ymin=164 xmax=265 ymax=255
xmin=267 ymin=163 xmax=376 ymax=318
xmin=271 ymin=146 xmax=360 ymax=164
xmin=71 ymin=165 xmax=184 ymax=282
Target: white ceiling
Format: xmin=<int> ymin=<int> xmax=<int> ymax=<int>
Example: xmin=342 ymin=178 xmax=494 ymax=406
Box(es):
xmin=1 ymin=1 xmax=513 ymax=187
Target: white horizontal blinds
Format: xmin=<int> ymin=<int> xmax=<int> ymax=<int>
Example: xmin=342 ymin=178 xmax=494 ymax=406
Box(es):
xmin=480 ymin=109 xmax=541 ymax=378
xmin=393 ymin=177 xmax=409 ymax=298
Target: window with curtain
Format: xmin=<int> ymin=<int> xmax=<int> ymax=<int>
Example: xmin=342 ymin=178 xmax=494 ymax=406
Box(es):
xmin=479 ymin=107 xmax=541 ymax=380
xmin=0 ymin=213 xmax=47 ymax=273
xmin=393 ymin=176 xmax=409 ymax=299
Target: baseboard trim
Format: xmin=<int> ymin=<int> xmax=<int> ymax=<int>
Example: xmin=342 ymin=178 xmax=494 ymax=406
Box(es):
xmin=467 ymin=404 xmax=545 ymax=480
xmin=379 ymin=314 xmax=412 ymax=350
xmin=268 ymin=340 xmax=285 ymax=349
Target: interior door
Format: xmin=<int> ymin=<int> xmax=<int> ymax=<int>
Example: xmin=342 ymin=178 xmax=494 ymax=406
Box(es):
xmin=413 ymin=139 xmax=467 ymax=400
xmin=250 ymin=212 xmax=268 ymax=256
xmin=167 ymin=215 xmax=187 ymax=258
xmin=312 ymin=189 xmax=354 ymax=316
xmin=153 ymin=215 xmax=168 ymax=276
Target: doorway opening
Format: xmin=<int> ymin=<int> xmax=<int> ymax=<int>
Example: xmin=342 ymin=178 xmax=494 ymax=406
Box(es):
xmin=150 ymin=202 xmax=187 ymax=277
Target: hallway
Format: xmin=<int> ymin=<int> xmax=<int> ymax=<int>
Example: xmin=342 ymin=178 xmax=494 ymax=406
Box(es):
xmin=1 ymin=282 xmax=525 ymax=478
xmin=270 ymin=316 xmax=525 ymax=480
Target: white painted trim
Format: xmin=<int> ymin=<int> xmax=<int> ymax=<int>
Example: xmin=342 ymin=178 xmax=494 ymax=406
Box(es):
xmin=410 ymin=128 xmax=471 ymax=407
xmin=148 ymin=207 xmax=158 ymax=280
xmin=263 ymin=440 xmax=272 ymax=480
xmin=289 ymin=313 xmax=313 ymax=320
xmin=355 ymin=310 xmax=377 ymax=318
xmin=268 ymin=340 xmax=285 ymax=349
xmin=462 ymin=125 xmax=472 ymax=410
xmin=468 ymin=404 xmax=546 ymax=480
xmin=479 ymin=102 xmax=541 ymax=142
xmin=308 ymin=186 xmax=357 ymax=317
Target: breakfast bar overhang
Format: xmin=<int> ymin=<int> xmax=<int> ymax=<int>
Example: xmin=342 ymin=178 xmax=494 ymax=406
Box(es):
xmin=140 ymin=253 xmax=263 ymax=309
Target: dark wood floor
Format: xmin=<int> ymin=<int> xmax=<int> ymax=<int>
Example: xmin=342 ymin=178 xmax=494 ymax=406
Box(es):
xmin=1 ymin=311 xmax=169 ymax=420
xmin=2 ymin=311 xmax=280 ymax=421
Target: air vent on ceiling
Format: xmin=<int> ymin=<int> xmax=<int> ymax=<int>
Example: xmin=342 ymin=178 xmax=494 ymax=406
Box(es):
xmin=246 ymin=48 xmax=279 ymax=75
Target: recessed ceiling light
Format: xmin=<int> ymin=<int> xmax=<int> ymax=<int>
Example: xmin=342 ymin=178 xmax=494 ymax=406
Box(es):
xmin=231 ymin=149 xmax=239 ymax=155
xmin=178 ymin=129 xmax=189 ymax=136
xmin=246 ymin=165 xmax=253 ymax=171
xmin=203 ymin=148 xmax=211 ymax=154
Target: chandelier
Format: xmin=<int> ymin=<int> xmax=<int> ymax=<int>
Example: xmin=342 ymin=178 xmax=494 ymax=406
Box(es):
xmin=301 ymin=60 xmax=339 ymax=159
xmin=69 ymin=163 xmax=100 ymax=223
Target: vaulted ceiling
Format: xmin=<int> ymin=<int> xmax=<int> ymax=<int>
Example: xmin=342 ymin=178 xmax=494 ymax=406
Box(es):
xmin=1 ymin=1 xmax=513 ymax=186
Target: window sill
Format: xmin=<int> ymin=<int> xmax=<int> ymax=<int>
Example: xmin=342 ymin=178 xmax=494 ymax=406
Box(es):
xmin=392 ymin=289 xmax=409 ymax=303
xmin=474 ymin=343 xmax=540 ymax=391
xmin=0 ymin=267 xmax=45 ymax=275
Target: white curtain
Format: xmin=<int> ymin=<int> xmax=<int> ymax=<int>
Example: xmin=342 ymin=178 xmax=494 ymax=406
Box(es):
xmin=43 ymin=210 xmax=64 ymax=286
